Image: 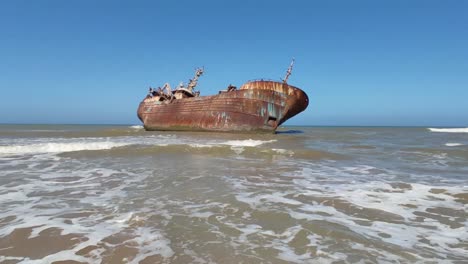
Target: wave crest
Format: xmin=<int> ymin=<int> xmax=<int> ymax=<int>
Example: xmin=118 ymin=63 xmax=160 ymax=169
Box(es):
xmin=445 ymin=143 xmax=464 ymax=147
xmin=221 ymin=139 xmax=276 ymax=147
xmin=0 ymin=141 xmax=129 ymax=155
xmin=428 ymin=128 xmax=468 ymax=133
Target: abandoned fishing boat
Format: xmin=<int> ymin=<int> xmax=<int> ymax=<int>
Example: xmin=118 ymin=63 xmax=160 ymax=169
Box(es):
xmin=137 ymin=60 xmax=309 ymax=132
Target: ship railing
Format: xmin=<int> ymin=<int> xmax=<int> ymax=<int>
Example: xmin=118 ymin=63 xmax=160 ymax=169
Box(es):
xmin=246 ymin=78 xmax=280 ymax=83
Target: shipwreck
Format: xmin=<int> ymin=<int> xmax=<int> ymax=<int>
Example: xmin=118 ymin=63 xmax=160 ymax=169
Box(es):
xmin=137 ymin=60 xmax=309 ymax=132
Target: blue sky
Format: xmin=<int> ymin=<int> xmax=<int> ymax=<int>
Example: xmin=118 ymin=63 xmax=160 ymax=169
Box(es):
xmin=0 ymin=0 xmax=467 ymax=126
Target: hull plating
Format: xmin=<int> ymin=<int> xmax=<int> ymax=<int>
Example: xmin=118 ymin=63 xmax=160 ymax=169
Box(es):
xmin=137 ymin=81 xmax=308 ymax=132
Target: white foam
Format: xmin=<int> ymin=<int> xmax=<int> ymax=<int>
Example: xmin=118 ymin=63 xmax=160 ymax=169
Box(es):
xmin=0 ymin=135 xmax=279 ymax=157
xmin=128 ymin=227 xmax=174 ymax=264
xmin=181 ymin=201 xmax=224 ymax=219
xmin=428 ymin=127 xmax=468 ymax=133
xmin=272 ymin=148 xmax=294 ymax=155
xmin=222 ymin=139 xmax=276 ymax=147
xmin=0 ymin=134 xmax=188 ymax=156
xmin=2 ymin=127 xmax=467 ymax=263
xmin=0 ymin=141 xmax=129 ymax=155
xmin=0 ymin=159 xmax=163 ymax=263
xmin=445 ymin=143 xmax=464 ymax=147
xmin=129 ymin=125 xmax=144 ymax=129
xmin=178 ymin=139 xmax=277 ymax=154
xmin=188 ymin=143 xmax=213 ymax=148
xmin=231 ymin=146 xmax=245 ymax=155
xmin=0 ymin=189 xmax=30 ymax=201
xmin=224 ymin=163 xmax=468 ymax=261
xmin=220 ymin=223 xmax=263 ymax=243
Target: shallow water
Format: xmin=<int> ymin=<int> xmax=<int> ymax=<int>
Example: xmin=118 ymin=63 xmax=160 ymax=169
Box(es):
xmin=0 ymin=125 xmax=467 ymax=263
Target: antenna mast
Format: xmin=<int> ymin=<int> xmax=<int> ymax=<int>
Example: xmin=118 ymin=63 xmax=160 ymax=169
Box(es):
xmin=187 ymin=67 xmax=204 ymax=92
xmin=283 ymin=58 xmax=295 ymax=83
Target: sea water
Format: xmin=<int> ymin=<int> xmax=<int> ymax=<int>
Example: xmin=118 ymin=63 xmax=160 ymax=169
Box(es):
xmin=0 ymin=125 xmax=467 ymax=263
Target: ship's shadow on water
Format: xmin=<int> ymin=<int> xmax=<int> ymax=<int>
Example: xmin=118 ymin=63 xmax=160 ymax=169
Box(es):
xmin=276 ymin=130 xmax=304 ymax=134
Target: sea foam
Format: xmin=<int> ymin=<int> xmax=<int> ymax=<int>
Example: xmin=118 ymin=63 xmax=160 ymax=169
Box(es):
xmin=221 ymin=139 xmax=277 ymax=147
xmin=0 ymin=141 xmax=129 ymax=155
xmin=428 ymin=127 xmax=468 ymax=133
xmin=445 ymin=143 xmax=464 ymax=147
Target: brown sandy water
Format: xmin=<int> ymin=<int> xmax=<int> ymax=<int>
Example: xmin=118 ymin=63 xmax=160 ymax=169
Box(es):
xmin=0 ymin=125 xmax=467 ymax=263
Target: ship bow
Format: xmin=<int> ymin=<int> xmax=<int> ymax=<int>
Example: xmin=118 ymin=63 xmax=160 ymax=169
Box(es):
xmin=278 ymin=85 xmax=309 ymax=126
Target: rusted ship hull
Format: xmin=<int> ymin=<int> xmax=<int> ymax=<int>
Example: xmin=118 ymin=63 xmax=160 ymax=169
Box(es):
xmin=137 ymin=81 xmax=308 ymax=133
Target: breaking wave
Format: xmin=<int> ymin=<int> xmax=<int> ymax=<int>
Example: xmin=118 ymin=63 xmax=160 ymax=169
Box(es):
xmin=428 ymin=128 xmax=468 ymax=133
xmin=186 ymin=139 xmax=277 ymax=149
xmin=129 ymin=125 xmax=144 ymax=130
xmin=445 ymin=143 xmax=464 ymax=147
xmin=0 ymin=141 xmax=131 ymax=155
xmin=0 ymin=137 xmax=279 ymax=156
xmin=221 ymin=139 xmax=276 ymax=147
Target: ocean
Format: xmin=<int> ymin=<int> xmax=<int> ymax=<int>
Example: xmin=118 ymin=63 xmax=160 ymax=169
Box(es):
xmin=0 ymin=125 xmax=467 ymax=263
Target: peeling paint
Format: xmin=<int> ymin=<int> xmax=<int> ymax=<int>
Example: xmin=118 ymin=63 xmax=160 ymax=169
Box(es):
xmin=137 ymin=80 xmax=308 ymax=133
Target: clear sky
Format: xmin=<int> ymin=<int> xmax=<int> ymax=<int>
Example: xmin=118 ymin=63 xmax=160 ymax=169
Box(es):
xmin=0 ymin=0 xmax=467 ymax=126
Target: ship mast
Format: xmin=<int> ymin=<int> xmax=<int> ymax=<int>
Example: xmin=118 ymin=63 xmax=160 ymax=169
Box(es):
xmin=187 ymin=67 xmax=204 ymax=92
xmin=282 ymin=58 xmax=295 ymax=83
